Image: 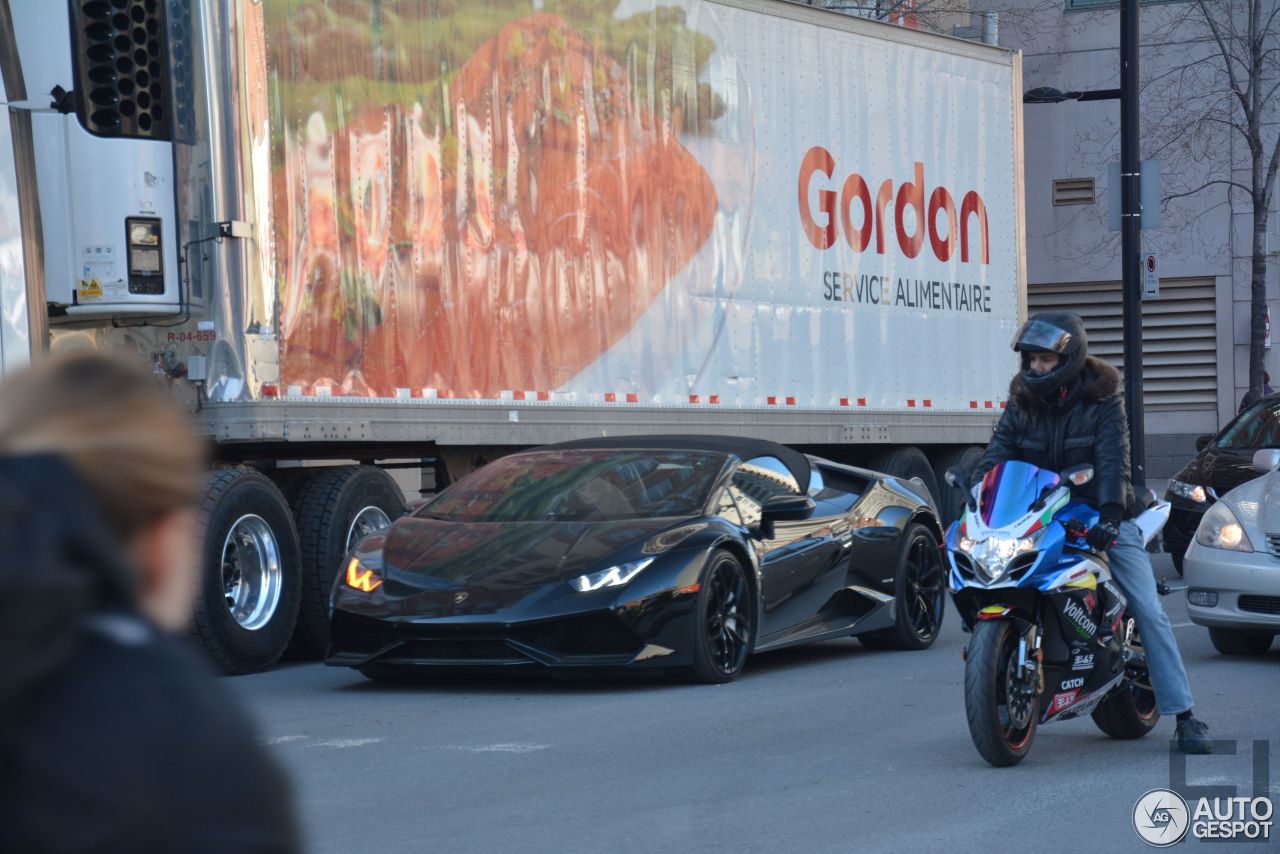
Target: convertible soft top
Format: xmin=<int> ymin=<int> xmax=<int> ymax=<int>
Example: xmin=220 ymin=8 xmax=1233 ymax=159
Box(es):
xmin=535 ymin=434 xmax=811 ymax=494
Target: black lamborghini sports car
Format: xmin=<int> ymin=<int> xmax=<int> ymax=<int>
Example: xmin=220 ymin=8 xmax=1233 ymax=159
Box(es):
xmin=327 ymin=436 xmax=945 ymax=683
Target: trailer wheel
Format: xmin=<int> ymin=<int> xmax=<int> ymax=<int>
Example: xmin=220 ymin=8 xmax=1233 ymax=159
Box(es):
xmin=293 ymin=466 xmax=405 ymax=655
xmin=867 ymin=446 xmax=939 ymax=509
xmin=268 ymin=466 xmax=318 ymax=508
xmin=194 ymin=469 xmax=302 ymax=674
xmin=931 ymin=446 xmax=984 ymax=525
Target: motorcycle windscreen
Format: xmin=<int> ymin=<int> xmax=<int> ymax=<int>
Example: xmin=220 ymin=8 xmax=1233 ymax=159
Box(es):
xmin=979 ymin=460 xmax=1061 ymax=528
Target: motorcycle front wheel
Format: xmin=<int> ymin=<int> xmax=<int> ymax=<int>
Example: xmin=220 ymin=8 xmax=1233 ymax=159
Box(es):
xmin=965 ymin=619 xmax=1038 ymax=766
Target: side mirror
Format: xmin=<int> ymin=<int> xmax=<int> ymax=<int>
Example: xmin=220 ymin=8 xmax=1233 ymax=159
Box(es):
xmin=1061 ymin=464 xmax=1094 ymax=487
xmin=755 ymin=494 xmax=816 ymax=539
xmin=1195 ymin=433 xmax=1215 ymax=452
xmin=1252 ymin=449 xmax=1280 ymax=473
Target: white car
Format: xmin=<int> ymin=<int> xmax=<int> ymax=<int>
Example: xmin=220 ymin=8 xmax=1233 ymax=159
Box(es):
xmin=1183 ymin=449 xmax=1280 ymax=655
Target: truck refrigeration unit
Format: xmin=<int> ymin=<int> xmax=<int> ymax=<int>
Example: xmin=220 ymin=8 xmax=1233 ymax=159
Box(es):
xmin=0 ymin=0 xmax=1026 ymax=672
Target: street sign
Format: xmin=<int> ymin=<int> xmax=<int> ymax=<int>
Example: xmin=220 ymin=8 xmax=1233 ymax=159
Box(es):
xmin=1142 ymin=253 xmax=1159 ymax=300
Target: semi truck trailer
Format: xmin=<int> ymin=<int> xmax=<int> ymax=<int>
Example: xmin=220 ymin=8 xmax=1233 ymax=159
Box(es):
xmin=0 ymin=0 xmax=1026 ymax=672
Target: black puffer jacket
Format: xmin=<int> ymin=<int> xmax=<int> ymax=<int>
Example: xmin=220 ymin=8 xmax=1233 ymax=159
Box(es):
xmin=0 ymin=455 xmax=300 ymax=853
xmin=976 ymin=356 xmax=1135 ymax=520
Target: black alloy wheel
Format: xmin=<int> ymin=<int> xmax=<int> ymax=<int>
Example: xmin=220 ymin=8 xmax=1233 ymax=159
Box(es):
xmin=860 ymin=523 xmax=945 ymax=650
xmin=685 ymin=550 xmax=753 ymax=684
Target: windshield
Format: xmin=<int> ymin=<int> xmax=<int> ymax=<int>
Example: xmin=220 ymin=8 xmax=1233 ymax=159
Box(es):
xmin=420 ymin=450 xmax=730 ymax=522
xmin=979 ymin=460 xmax=1061 ymax=528
xmin=1214 ymin=399 xmax=1280 ymax=450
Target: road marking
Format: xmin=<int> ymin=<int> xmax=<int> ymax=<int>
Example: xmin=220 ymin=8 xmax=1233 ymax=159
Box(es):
xmin=441 ymin=743 xmax=551 ymax=754
xmin=307 ymin=738 xmax=385 ymax=749
xmin=1171 ymin=621 xmax=1195 ymax=628
xmin=264 ymin=735 xmax=308 ymax=745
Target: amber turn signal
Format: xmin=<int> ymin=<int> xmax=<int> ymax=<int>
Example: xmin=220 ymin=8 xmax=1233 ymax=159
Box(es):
xmin=345 ymin=557 xmax=383 ymax=593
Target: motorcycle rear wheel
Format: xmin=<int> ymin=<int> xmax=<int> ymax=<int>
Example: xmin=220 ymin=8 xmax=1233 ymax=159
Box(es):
xmin=965 ymin=620 xmax=1038 ymax=766
xmin=1091 ymin=617 xmax=1160 ymax=739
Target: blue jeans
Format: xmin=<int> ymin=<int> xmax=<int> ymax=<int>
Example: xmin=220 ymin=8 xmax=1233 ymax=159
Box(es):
xmin=1106 ymin=520 xmax=1195 ymax=715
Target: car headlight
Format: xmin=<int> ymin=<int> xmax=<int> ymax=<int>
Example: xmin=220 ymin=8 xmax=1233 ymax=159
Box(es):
xmin=1195 ymin=502 xmax=1253 ymax=552
xmin=344 ymin=557 xmax=384 ymax=593
xmin=1169 ymin=479 xmax=1208 ymax=504
xmin=966 ymin=536 xmax=1036 ymax=582
xmin=570 ymin=558 xmax=655 ymax=593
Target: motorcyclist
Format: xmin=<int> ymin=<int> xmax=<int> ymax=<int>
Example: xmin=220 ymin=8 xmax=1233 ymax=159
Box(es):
xmin=976 ymin=311 xmax=1211 ymax=754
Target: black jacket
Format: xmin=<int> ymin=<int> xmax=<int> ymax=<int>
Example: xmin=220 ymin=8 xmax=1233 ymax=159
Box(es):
xmin=976 ymin=356 xmax=1135 ymax=520
xmin=0 ymin=455 xmax=300 ymax=853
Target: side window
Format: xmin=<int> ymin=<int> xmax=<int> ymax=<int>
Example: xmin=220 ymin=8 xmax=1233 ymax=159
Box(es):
xmin=711 ymin=488 xmax=745 ymax=527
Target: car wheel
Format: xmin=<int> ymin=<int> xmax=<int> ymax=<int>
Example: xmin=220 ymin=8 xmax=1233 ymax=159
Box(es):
xmin=1170 ymin=552 xmax=1184 ymax=577
xmin=858 ymin=523 xmax=945 ymax=651
xmin=1208 ymin=627 xmax=1275 ymax=655
xmin=193 ymin=469 xmax=302 ymax=674
xmin=685 ymin=550 xmax=753 ymax=684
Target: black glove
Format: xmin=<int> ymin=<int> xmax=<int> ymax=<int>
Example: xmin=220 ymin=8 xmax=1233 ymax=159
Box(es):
xmin=1086 ymin=519 xmax=1121 ymax=551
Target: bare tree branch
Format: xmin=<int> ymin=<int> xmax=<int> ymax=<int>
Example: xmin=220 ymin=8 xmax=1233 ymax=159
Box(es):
xmin=1161 ymin=179 xmax=1254 ymax=205
xmin=1196 ymin=0 xmax=1252 ymax=111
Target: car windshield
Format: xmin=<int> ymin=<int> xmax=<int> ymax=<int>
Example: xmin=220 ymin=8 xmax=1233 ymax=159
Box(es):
xmin=1215 ymin=399 xmax=1280 ymax=450
xmin=420 ymin=449 xmax=730 ymax=522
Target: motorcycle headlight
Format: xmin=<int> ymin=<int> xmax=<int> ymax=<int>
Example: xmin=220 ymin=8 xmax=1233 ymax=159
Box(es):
xmin=1195 ymin=502 xmax=1253 ymax=552
xmin=570 ymin=558 xmax=655 ymax=593
xmin=968 ymin=536 xmax=1036 ymax=582
xmin=1169 ymin=479 xmax=1208 ymax=504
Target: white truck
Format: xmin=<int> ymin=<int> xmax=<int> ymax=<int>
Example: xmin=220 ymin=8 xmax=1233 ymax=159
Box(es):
xmin=0 ymin=0 xmax=1026 ymax=672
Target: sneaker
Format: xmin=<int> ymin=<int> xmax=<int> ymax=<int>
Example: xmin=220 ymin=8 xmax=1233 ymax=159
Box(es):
xmin=1176 ymin=717 xmax=1213 ymax=754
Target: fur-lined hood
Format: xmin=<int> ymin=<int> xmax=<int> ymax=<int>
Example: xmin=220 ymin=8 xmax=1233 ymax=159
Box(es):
xmin=1009 ymin=356 xmax=1121 ymax=413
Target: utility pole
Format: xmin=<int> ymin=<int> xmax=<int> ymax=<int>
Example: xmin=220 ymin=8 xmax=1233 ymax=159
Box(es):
xmin=1120 ymin=0 xmax=1145 ymax=490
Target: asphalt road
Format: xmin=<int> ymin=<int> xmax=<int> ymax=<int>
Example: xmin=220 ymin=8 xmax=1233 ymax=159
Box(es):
xmin=228 ymin=552 xmax=1280 ymax=854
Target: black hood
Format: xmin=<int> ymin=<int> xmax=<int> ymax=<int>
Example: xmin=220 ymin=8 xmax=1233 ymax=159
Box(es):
xmin=1173 ymin=447 xmax=1264 ymax=495
xmin=380 ymin=515 xmax=681 ymax=614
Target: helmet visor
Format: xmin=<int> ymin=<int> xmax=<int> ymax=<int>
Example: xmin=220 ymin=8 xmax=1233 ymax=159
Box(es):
xmin=1012 ymin=319 xmax=1073 ymax=353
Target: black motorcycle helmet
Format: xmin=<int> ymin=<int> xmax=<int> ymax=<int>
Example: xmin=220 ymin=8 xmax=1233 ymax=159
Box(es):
xmin=1012 ymin=311 xmax=1088 ymax=397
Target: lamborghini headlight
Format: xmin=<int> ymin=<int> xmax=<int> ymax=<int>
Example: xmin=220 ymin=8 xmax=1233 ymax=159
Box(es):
xmin=1195 ymin=502 xmax=1252 ymax=552
xmin=570 ymin=558 xmax=655 ymax=593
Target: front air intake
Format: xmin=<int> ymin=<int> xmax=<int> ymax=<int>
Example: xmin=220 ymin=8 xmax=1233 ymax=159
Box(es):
xmin=69 ymin=0 xmax=175 ymax=139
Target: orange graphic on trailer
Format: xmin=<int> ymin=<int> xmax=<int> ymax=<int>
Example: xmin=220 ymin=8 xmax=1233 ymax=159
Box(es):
xmin=267 ymin=4 xmax=724 ymax=398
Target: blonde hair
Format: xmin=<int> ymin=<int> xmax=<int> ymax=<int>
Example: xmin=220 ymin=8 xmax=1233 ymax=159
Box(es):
xmin=0 ymin=350 xmax=206 ymax=541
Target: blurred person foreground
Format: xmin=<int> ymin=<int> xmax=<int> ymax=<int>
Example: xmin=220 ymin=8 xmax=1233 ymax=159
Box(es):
xmin=0 ymin=351 xmax=300 ymax=853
